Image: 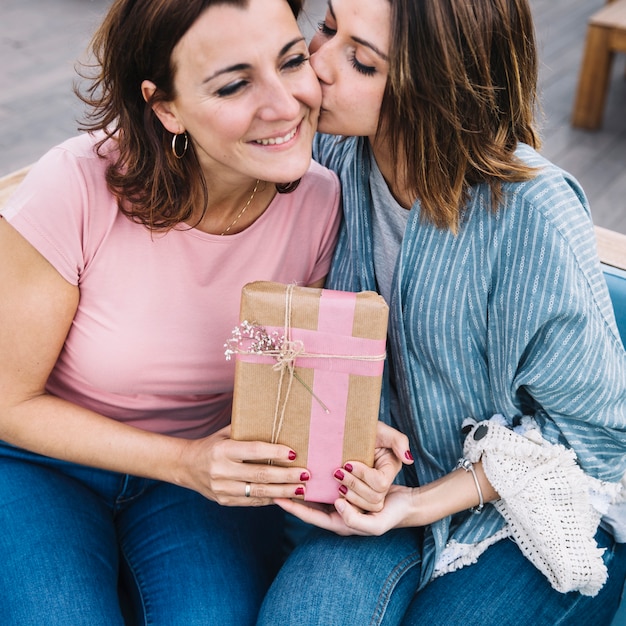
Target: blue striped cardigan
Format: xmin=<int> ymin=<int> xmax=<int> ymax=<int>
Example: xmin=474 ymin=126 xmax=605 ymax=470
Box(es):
xmin=315 ymin=134 xmax=626 ymax=586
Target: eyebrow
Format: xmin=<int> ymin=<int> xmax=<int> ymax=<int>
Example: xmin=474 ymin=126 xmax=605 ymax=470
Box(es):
xmin=328 ymin=0 xmax=389 ymax=62
xmin=353 ymin=36 xmax=389 ymax=62
xmin=202 ymin=36 xmax=307 ymax=84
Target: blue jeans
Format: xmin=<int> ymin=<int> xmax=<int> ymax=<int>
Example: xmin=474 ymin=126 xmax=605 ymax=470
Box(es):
xmin=257 ymin=525 xmax=626 ymax=626
xmin=0 ymin=441 xmax=284 ymax=625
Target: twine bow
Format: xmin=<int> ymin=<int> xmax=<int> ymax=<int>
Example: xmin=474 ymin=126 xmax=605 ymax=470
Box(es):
xmin=272 ymin=338 xmax=304 ymax=372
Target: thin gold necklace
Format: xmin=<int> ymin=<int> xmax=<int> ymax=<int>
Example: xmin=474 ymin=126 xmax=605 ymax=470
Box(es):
xmin=220 ymin=179 xmax=260 ymax=235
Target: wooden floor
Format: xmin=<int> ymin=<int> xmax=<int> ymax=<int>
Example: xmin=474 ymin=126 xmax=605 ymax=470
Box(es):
xmin=533 ymin=0 xmax=626 ymax=235
xmin=1 ymin=0 xmax=625 ymax=233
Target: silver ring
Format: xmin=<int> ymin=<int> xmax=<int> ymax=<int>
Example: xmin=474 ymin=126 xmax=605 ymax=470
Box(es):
xmin=245 ymin=483 xmax=251 ymax=498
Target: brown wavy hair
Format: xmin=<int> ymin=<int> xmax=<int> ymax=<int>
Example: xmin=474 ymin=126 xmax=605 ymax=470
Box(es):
xmin=76 ymin=0 xmax=303 ymax=231
xmin=379 ymin=0 xmax=541 ymax=231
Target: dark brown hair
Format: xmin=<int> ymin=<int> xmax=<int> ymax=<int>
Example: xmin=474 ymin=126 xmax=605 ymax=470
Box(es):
xmin=379 ymin=0 xmax=540 ymax=231
xmin=77 ymin=0 xmax=303 ymax=230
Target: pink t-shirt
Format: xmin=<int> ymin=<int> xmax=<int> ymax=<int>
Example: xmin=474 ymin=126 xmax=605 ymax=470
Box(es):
xmin=2 ymin=133 xmax=341 ymax=438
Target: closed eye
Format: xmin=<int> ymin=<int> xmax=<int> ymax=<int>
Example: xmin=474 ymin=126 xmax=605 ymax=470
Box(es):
xmin=282 ymin=53 xmax=310 ymax=72
xmin=317 ymin=20 xmax=336 ymax=38
xmin=216 ymin=80 xmax=248 ymax=97
xmin=350 ymin=53 xmax=376 ymax=77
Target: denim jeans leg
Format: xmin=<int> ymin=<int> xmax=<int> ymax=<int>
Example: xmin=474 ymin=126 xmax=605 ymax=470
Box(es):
xmin=257 ymin=527 xmax=423 ymax=626
xmin=0 ymin=441 xmax=287 ymax=626
xmin=0 ymin=453 xmax=125 ymax=626
xmin=117 ymin=480 xmax=285 ymax=626
xmin=403 ymin=528 xmax=626 ymax=626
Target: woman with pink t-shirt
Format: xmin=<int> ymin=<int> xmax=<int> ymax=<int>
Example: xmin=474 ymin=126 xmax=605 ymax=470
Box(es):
xmin=0 ymin=0 xmax=358 ymax=623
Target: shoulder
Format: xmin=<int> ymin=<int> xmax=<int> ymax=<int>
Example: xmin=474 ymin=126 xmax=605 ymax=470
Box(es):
xmin=292 ymin=159 xmax=341 ymax=209
xmin=3 ymin=132 xmax=114 ymax=215
xmin=15 ymin=132 xmax=115 ymax=202
xmin=38 ymin=131 xmax=114 ymax=169
xmin=488 ymin=144 xmax=594 ymax=255
xmin=484 ymin=146 xmax=607 ymax=306
xmin=1 ymin=132 xmax=120 ymax=284
xmin=507 ymin=144 xmax=590 ymax=222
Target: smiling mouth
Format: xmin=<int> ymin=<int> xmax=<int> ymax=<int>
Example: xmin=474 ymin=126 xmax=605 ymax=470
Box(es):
xmin=254 ymin=126 xmax=297 ymax=146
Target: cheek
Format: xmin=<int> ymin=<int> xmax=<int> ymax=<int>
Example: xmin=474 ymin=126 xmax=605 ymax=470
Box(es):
xmin=335 ymin=81 xmax=371 ymax=112
xmin=188 ymin=106 xmax=245 ymax=146
xmin=351 ymin=83 xmax=384 ymax=117
xmin=308 ymin=81 xmax=323 ymax=112
xmin=332 ymin=90 xmax=380 ymax=135
xmin=299 ymin=68 xmax=323 ymax=110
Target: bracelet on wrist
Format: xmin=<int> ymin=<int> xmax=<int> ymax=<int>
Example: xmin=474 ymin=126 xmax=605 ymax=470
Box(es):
xmin=455 ymin=457 xmax=484 ymax=514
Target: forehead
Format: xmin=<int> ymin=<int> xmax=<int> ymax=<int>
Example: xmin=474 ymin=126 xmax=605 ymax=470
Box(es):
xmin=331 ymin=0 xmax=391 ymax=51
xmin=172 ymin=0 xmax=301 ymax=75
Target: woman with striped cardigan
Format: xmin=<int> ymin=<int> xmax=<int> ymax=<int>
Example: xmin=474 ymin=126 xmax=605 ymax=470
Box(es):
xmin=258 ymin=0 xmax=626 ymax=624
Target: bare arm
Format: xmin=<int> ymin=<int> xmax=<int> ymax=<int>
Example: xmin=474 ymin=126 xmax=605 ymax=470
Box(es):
xmin=0 ymin=218 xmax=306 ymax=505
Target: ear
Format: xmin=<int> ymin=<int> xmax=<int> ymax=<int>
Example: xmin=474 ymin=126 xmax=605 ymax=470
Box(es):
xmin=141 ymin=79 xmax=184 ymax=135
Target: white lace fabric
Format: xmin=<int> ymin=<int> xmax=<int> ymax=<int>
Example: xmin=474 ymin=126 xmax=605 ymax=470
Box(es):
xmin=461 ymin=415 xmax=622 ymax=596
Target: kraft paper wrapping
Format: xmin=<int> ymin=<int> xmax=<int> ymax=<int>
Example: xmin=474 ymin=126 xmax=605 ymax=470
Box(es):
xmin=229 ymin=281 xmax=389 ymax=504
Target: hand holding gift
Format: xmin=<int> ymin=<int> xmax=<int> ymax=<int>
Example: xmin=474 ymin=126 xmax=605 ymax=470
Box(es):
xmin=175 ymin=424 xmax=311 ymax=506
xmin=330 ymin=421 xmax=414 ymax=513
xmin=274 ymin=420 xmax=415 ymax=534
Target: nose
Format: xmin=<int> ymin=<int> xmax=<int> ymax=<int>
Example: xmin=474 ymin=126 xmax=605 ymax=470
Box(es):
xmin=309 ymin=39 xmax=332 ymax=85
xmin=256 ymin=76 xmax=301 ymax=122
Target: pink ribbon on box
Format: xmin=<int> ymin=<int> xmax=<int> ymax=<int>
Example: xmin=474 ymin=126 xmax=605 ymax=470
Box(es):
xmin=307 ymin=289 xmax=360 ymax=502
xmin=236 ymin=328 xmax=385 ymax=376
xmin=233 ymin=286 xmax=386 ymax=503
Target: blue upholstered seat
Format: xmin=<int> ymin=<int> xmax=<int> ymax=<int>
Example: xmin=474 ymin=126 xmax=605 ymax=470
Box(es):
xmin=605 ymin=263 xmax=626 ymax=626
xmin=605 ymin=264 xmax=626 ymax=344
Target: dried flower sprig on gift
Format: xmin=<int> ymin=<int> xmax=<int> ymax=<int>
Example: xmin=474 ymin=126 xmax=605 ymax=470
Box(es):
xmin=225 ymin=321 xmax=330 ymax=413
xmin=224 ymin=320 xmax=284 ymax=360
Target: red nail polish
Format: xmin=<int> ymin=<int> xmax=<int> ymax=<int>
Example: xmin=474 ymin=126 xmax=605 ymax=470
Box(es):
xmin=288 ymin=450 xmax=297 ymax=461
xmin=300 ymin=472 xmax=310 ymax=482
xmin=338 ymin=485 xmax=348 ymax=495
xmin=334 ymin=469 xmax=345 ymax=480
xmin=344 ymin=463 xmax=353 ymax=473
xmin=295 ymin=486 xmax=305 ymax=496
xmin=405 ymin=450 xmax=414 ymax=461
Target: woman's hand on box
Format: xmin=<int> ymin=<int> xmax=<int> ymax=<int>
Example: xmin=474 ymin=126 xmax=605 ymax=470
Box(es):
xmin=330 ymin=421 xmax=413 ymax=513
xmin=181 ymin=425 xmax=309 ymax=506
xmin=271 ymin=422 xmax=415 ymax=534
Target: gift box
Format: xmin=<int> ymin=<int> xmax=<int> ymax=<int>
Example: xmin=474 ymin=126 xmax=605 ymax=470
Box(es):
xmin=227 ymin=281 xmax=389 ymax=504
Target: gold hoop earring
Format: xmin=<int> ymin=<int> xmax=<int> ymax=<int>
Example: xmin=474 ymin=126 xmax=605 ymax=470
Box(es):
xmin=171 ymin=132 xmax=188 ymax=159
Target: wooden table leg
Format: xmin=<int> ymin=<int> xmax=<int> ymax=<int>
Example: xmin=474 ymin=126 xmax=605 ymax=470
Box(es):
xmin=572 ymin=23 xmax=614 ymax=130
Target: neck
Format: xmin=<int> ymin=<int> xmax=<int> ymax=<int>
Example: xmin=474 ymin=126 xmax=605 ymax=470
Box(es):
xmin=190 ymin=178 xmax=271 ymax=235
xmin=220 ymin=178 xmax=260 ymax=236
xmin=370 ymin=138 xmax=414 ymax=210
